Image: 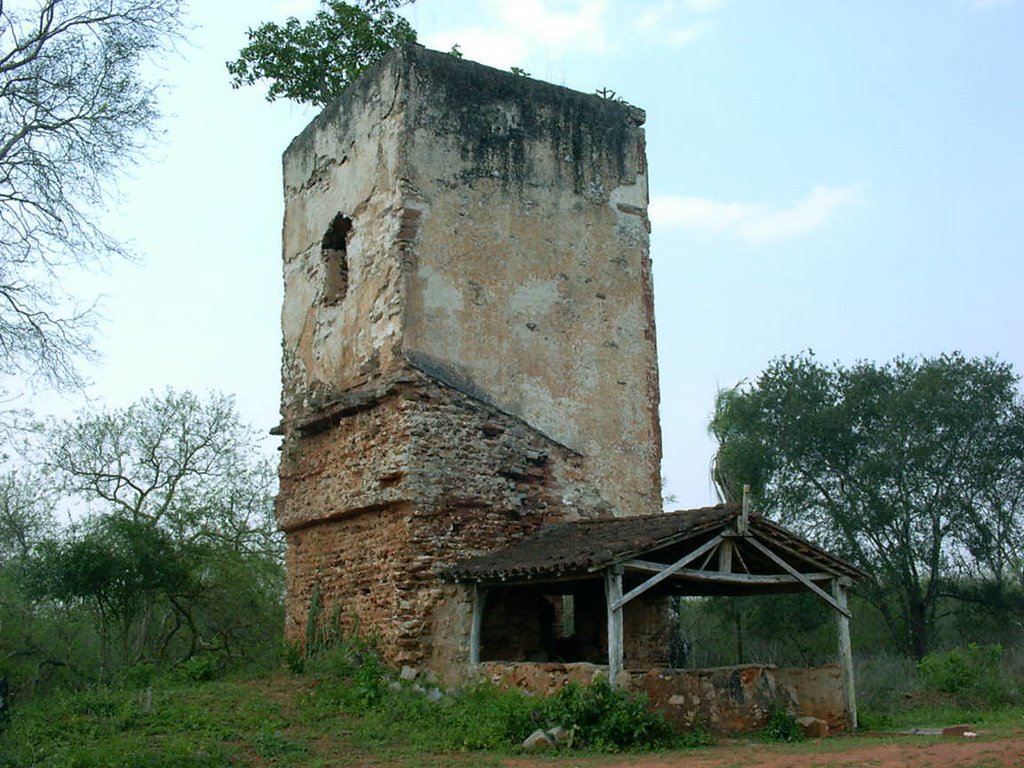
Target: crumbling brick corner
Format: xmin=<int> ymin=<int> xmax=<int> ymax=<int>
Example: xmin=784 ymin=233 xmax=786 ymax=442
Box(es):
xmin=277 ymin=371 xmax=617 ymax=680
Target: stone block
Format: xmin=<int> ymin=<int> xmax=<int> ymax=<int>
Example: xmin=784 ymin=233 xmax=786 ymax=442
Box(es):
xmin=797 ymin=715 xmax=829 ymax=738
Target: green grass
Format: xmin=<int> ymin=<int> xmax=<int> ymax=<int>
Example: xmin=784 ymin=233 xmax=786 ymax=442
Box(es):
xmin=0 ymin=679 xmax=276 ymax=768
xmin=859 ymin=703 xmax=1024 ymax=737
xmin=1 ymin=669 xmax=1022 ymax=768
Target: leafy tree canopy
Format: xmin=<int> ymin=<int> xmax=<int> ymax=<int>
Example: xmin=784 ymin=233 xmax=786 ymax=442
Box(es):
xmin=8 ymin=390 xmax=282 ymax=681
xmin=710 ymin=352 xmax=1024 ymax=659
xmin=226 ymin=0 xmax=416 ymax=107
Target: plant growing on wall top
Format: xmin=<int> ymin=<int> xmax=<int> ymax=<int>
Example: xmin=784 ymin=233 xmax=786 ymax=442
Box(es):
xmin=227 ymin=0 xmax=417 ymax=107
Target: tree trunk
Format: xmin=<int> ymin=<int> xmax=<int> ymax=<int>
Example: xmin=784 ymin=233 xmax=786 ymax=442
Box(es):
xmin=908 ymin=597 xmax=930 ymax=661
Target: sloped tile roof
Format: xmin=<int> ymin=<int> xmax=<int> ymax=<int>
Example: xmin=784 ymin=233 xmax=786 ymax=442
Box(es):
xmin=449 ymin=503 xmax=863 ymax=583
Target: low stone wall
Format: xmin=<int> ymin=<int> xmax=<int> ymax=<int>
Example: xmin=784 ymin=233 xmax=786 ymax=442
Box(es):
xmin=479 ymin=661 xmax=848 ymax=735
xmin=775 ymin=664 xmax=848 ymax=733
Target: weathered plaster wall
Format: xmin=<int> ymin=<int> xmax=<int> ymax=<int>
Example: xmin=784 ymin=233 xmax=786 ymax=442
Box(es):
xmin=775 ymin=665 xmax=849 ymax=732
xmin=280 ymin=58 xmax=410 ymax=419
xmin=399 ymin=49 xmax=661 ymax=517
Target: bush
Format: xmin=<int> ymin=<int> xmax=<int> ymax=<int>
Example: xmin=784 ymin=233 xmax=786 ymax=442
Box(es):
xmin=438 ymin=683 xmax=537 ymax=750
xmin=283 ymin=641 xmax=304 ymax=674
xmin=539 ymin=678 xmax=676 ymax=751
xmin=121 ymin=662 xmax=159 ymax=689
xmin=918 ymin=643 xmax=1006 ymax=702
xmin=304 ymin=634 xmax=391 ymax=712
xmin=173 ymin=655 xmax=221 ymax=684
xmin=759 ymin=706 xmax=803 ymax=743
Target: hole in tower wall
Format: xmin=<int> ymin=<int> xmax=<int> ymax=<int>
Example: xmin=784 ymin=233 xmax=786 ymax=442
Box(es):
xmin=321 ymin=213 xmax=352 ymax=305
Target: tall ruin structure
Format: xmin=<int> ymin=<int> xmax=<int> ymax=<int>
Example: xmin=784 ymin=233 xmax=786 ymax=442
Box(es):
xmin=275 ymin=45 xmax=661 ymax=680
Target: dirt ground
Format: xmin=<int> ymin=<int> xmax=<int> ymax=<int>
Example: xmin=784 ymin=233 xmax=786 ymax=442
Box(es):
xmin=506 ymin=736 xmax=1024 ymax=768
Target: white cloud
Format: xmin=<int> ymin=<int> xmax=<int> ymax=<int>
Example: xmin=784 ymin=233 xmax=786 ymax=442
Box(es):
xmin=972 ymin=0 xmax=1015 ymax=7
xmin=668 ymin=23 xmax=707 ymax=47
xmin=631 ymin=2 xmax=713 ymax=47
xmin=424 ymin=0 xmax=612 ymax=71
xmin=424 ymin=28 xmax=529 ymax=71
xmin=498 ymin=0 xmax=610 ymax=53
xmin=651 ymin=184 xmax=863 ymax=244
xmin=650 ymin=196 xmax=760 ymax=234
xmin=426 ymin=0 xmax=720 ymax=71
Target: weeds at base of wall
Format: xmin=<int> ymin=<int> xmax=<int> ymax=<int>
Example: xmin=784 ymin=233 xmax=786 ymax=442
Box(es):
xmin=540 ymin=678 xmax=700 ymax=751
xmin=297 ymin=629 xmax=706 ymax=752
xmin=758 ymin=706 xmax=804 ymax=743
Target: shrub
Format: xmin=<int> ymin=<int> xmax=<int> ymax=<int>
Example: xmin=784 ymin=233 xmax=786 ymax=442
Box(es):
xmin=539 ymin=678 xmax=676 ymax=751
xmin=759 ymin=706 xmax=803 ymax=743
xmin=283 ymin=641 xmax=304 ymax=674
xmin=121 ymin=662 xmax=159 ymax=689
xmin=918 ymin=643 xmax=1006 ymax=702
xmin=438 ymin=683 xmax=537 ymax=750
xmin=304 ymin=634 xmax=391 ymax=712
xmin=173 ymin=655 xmax=221 ymax=683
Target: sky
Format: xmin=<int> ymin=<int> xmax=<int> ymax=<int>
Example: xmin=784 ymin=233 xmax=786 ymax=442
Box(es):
xmin=18 ymin=0 xmax=1024 ymax=509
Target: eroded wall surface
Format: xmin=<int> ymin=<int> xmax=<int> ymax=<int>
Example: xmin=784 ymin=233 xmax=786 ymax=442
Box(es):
xmin=278 ymin=373 xmax=607 ymax=674
xmin=399 ymin=50 xmax=660 ymax=518
xmin=280 ymin=45 xmax=661 ymax=519
xmin=280 ymin=62 xmax=410 ymax=417
xmin=277 ymin=45 xmax=664 ymax=678
xmin=480 ymin=662 xmax=850 ymax=734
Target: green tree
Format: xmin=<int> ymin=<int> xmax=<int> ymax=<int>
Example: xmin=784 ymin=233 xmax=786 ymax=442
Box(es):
xmin=710 ymin=352 xmax=1024 ymax=660
xmin=227 ymin=0 xmax=416 ymax=107
xmin=0 ymin=470 xmax=54 ymax=564
xmin=19 ymin=390 xmax=283 ymax=680
xmin=0 ymin=0 xmax=185 ymax=389
xmin=0 ymin=470 xmax=74 ymax=692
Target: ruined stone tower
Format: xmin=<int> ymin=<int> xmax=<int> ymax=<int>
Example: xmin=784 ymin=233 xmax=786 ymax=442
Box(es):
xmin=275 ymin=45 xmax=661 ymax=679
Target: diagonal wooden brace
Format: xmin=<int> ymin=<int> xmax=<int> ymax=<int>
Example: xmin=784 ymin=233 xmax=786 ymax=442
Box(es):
xmin=612 ymin=534 xmax=725 ymax=610
xmin=746 ymin=535 xmax=850 ymax=617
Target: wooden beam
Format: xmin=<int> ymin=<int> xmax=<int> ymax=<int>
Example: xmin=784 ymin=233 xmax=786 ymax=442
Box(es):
xmin=623 ymin=561 xmax=834 ymax=585
xmin=611 ymin=534 xmax=725 ymax=610
xmin=833 ymin=579 xmax=858 ymax=730
xmin=697 ymin=543 xmax=718 ymax=571
xmin=469 ymin=584 xmax=487 ymax=666
xmin=751 ymin=526 xmax=843 ymax=578
xmin=605 ymin=567 xmax=624 ymax=688
xmin=733 ymin=539 xmax=752 ymax=574
xmin=745 ymin=536 xmax=851 ymax=617
xmin=718 ymin=539 xmax=734 ymax=573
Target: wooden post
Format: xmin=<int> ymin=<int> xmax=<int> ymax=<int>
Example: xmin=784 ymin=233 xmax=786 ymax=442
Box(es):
xmin=832 ymin=578 xmax=857 ymax=730
xmin=739 ymin=483 xmax=751 ymax=534
xmin=469 ymin=584 xmax=487 ymax=667
xmin=605 ymin=566 xmax=624 ymax=688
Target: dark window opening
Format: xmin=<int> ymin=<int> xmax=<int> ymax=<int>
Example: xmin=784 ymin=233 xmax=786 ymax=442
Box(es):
xmin=321 ymin=213 xmax=352 ymax=304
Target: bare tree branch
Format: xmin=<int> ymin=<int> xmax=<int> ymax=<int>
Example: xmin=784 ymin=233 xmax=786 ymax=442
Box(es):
xmin=0 ymin=0 xmax=185 ymax=390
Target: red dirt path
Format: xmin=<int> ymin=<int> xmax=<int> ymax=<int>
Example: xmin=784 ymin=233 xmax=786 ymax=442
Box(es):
xmin=506 ymin=736 xmax=1024 ymax=768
